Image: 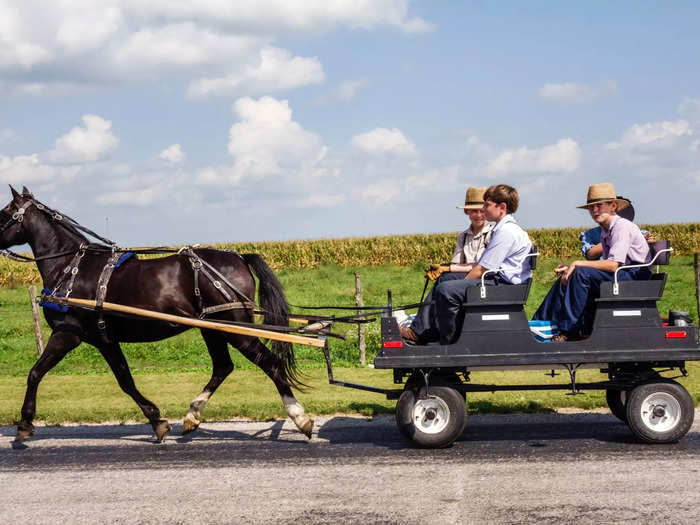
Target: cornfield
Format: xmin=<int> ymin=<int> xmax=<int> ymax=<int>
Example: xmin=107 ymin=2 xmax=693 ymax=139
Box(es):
xmin=1 ymin=223 xmax=698 ymax=287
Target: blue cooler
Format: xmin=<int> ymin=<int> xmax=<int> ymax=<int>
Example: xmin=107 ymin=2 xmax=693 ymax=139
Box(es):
xmin=528 ymin=320 xmax=558 ymax=343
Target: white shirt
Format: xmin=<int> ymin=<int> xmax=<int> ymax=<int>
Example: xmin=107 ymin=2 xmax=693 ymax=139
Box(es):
xmin=477 ymin=214 xmax=532 ymax=284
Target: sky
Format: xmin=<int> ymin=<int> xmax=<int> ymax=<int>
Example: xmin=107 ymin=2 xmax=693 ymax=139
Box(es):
xmin=1 ymin=1 xmax=700 ymax=246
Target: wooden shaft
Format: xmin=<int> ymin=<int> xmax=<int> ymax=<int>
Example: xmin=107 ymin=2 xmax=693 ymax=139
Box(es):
xmin=28 ymin=285 xmax=45 ymax=356
xmin=61 ymin=297 xmax=326 ymax=348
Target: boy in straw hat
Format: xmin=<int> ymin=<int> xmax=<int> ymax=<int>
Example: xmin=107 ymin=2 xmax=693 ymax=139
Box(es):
xmin=533 ymin=182 xmax=652 ymax=342
xmin=402 ymin=184 xmax=532 ymax=345
xmin=408 ymin=187 xmax=494 ymax=343
xmin=425 ymin=186 xmax=494 ymax=280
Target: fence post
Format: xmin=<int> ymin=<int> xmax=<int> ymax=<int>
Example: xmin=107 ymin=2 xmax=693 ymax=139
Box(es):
xmin=28 ymin=285 xmax=44 ymax=356
xmin=355 ymin=272 xmax=366 ymax=365
xmin=695 ymin=254 xmax=700 ymax=324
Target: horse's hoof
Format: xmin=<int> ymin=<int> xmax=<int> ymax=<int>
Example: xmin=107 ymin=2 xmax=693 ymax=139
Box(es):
xmin=15 ymin=421 xmax=35 ymax=442
xmin=153 ymin=419 xmax=171 ymax=442
xmin=300 ymin=418 xmax=314 ymax=439
xmin=182 ymin=414 xmax=200 ymax=435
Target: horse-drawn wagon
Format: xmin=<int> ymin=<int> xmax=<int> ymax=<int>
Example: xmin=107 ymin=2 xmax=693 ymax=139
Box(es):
xmin=2 ymin=187 xmax=699 ymax=449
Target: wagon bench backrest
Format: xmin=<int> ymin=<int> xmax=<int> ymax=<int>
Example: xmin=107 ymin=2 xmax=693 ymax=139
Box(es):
xmin=463 ymin=244 xmax=538 ymax=306
xmin=593 ymin=240 xmax=673 ymax=330
xmin=597 ymin=240 xmax=671 ymax=302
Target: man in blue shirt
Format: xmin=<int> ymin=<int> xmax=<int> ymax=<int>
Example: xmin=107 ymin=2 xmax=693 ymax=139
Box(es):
xmin=401 ymin=184 xmax=532 ymax=345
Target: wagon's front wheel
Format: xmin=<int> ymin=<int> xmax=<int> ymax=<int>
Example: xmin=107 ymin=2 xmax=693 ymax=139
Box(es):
xmin=625 ymin=380 xmax=694 ymax=444
xmin=395 ymin=386 xmax=466 ymax=448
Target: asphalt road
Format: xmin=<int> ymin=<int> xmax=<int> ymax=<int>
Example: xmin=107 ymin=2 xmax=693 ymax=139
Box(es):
xmin=2 ymin=410 xmax=700 ymax=524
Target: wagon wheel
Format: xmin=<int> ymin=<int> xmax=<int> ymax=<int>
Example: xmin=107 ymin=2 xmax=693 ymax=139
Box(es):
xmin=395 ymin=386 xmax=467 ymax=448
xmin=605 ymin=389 xmax=629 ymax=423
xmin=625 ymin=380 xmax=695 ymax=444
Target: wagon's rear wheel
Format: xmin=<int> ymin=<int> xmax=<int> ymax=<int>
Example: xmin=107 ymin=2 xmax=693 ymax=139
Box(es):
xmin=605 ymin=389 xmax=629 ymax=423
xmin=625 ymin=380 xmax=694 ymax=444
xmin=395 ymin=386 xmax=466 ymax=448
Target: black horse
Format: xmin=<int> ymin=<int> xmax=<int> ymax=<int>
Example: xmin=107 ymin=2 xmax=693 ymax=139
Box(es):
xmin=0 ymin=186 xmax=313 ymax=442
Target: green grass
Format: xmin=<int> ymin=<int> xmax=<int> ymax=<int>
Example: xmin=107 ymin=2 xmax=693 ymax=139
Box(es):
xmin=0 ymin=257 xmax=699 ymax=424
xmin=1 ymin=367 xmax=699 ymax=426
xmin=2 ymin=257 xmax=697 ymax=376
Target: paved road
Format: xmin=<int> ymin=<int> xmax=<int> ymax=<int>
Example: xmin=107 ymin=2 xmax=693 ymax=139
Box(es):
xmin=2 ymin=410 xmax=700 ymax=524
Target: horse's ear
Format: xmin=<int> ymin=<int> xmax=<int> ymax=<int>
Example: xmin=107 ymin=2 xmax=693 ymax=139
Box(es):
xmin=9 ymin=185 xmax=21 ymax=201
xmin=21 ymin=186 xmax=33 ymax=197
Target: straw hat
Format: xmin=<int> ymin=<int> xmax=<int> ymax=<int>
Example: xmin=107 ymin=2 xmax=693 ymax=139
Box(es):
xmin=577 ymin=182 xmax=629 ymax=211
xmin=456 ymin=186 xmax=487 ymax=210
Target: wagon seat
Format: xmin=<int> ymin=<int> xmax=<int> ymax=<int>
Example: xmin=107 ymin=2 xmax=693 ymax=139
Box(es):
xmin=451 ymin=244 xmax=540 ymax=340
xmin=592 ymin=240 xmax=676 ymax=330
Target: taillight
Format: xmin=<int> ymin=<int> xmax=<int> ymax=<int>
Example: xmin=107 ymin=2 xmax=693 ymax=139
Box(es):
xmin=665 ymin=331 xmax=687 ymax=339
xmin=383 ymin=341 xmax=403 ymax=348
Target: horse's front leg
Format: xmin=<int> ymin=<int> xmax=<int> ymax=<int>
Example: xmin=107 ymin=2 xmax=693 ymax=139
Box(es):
xmin=97 ymin=343 xmax=171 ymax=442
xmin=16 ymin=329 xmax=81 ymax=441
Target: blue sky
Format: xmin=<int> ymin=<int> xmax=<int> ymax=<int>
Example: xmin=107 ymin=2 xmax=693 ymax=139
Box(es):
xmin=1 ymin=1 xmax=699 ymax=245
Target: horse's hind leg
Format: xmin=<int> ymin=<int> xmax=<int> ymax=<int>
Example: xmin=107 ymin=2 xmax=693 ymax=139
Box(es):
xmin=182 ymin=329 xmax=234 ymax=434
xmin=97 ymin=343 xmax=170 ymax=442
xmin=16 ymin=329 xmax=82 ymax=441
xmin=235 ymin=337 xmax=313 ymax=438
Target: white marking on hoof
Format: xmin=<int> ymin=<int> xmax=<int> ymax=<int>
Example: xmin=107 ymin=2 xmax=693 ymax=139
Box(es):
xmin=286 ymin=402 xmax=313 ymax=438
xmin=182 ymin=413 xmax=201 ymax=434
xmin=183 ymin=391 xmax=211 ymax=434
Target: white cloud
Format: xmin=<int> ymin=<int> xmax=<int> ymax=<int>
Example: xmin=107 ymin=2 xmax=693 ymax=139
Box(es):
xmin=539 ymin=79 xmax=617 ymax=103
xmin=0 ymin=1 xmax=431 ymax=98
xmin=56 ymin=4 xmax=122 ymax=53
xmin=361 ymin=180 xmax=401 ymax=206
xmin=351 ymin=127 xmax=417 ymax=156
xmin=46 ymin=115 xmax=119 ymax=164
xmin=605 ymin=120 xmax=692 ymax=151
xmin=486 ymin=138 xmax=581 ymax=176
xmin=187 ymin=47 xmax=324 ymax=99
xmin=159 ymin=144 xmax=184 ymax=163
xmin=195 ymin=96 xmax=330 ymax=187
xmin=0 ymin=154 xmax=79 ymax=184
xmin=125 ymin=1 xmax=434 ymax=34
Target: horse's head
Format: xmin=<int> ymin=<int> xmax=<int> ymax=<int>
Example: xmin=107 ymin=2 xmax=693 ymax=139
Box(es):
xmin=0 ymin=185 xmax=35 ymax=249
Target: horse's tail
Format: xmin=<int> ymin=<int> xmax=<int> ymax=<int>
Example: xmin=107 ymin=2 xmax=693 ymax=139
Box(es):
xmin=240 ymin=253 xmax=304 ymax=389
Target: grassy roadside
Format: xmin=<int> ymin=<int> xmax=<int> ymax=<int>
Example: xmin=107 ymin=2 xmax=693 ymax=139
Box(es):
xmin=1 ymin=366 xmax=699 ymax=426
xmin=1 ymin=258 xmax=699 ymax=424
xmin=1 ymin=257 xmax=697 ymax=376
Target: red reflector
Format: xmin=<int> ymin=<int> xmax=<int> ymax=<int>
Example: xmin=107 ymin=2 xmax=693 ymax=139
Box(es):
xmin=666 ymin=331 xmax=687 ymax=339
xmin=383 ymin=341 xmax=403 ymax=348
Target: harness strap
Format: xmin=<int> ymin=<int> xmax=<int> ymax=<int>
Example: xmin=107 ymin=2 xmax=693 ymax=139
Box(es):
xmin=95 ymin=251 xmax=126 ymax=341
xmin=181 ymin=247 xmax=254 ymax=319
xmin=49 ymin=246 xmax=87 ymax=298
xmin=202 ymin=301 xmax=255 ymax=315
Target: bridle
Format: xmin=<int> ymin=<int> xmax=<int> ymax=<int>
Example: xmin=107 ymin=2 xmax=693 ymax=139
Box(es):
xmin=0 ymin=196 xmax=120 ymax=262
xmin=0 ymin=199 xmax=36 ymax=235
